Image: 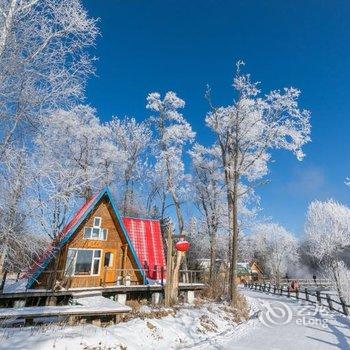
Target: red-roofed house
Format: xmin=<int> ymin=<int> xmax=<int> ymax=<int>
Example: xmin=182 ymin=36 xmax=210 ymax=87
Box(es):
xmin=27 ymin=187 xmax=166 ymax=289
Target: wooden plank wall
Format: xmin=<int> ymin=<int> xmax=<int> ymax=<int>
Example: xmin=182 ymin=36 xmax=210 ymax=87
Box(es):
xmin=34 ymin=198 xmax=143 ymax=289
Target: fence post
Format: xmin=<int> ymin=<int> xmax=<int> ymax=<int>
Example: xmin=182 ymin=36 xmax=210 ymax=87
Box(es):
xmin=160 ymin=266 xmax=164 ymax=286
xmin=296 ymin=289 xmax=299 ymax=300
xmin=326 ymin=294 xmax=333 ymax=311
xmin=316 ymin=291 xmax=321 ymax=305
xmin=340 ymin=297 xmax=349 ymax=316
xmin=305 ymin=288 xmax=309 ymax=301
xmin=287 ymin=287 xmax=290 ymax=298
xmin=102 ymin=267 xmax=108 ymax=287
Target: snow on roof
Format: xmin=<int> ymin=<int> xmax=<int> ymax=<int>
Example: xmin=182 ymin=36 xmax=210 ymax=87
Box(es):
xmin=122 ymin=217 xmax=165 ymax=280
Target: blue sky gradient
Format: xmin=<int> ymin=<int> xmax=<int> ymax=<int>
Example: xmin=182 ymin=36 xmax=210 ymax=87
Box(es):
xmin=83 ymin=0 xmax=350 ymax=234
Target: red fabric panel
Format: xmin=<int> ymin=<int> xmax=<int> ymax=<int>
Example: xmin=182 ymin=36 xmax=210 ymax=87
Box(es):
xmin=122 ymin=217 xmax=166 ymax=280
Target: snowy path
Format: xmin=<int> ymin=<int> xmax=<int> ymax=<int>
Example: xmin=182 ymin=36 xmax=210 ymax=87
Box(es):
xmin=193 ymin=288 xmax=350 ymax=350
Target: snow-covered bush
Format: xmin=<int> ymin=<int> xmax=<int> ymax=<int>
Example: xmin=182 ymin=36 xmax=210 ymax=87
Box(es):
xmin=303 ymin=199 xmax=350 ymax=301
xmin=250 ymin=222 xmax=299 ymax=284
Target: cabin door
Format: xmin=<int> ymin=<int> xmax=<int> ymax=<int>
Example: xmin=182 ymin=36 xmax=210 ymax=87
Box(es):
xmin=103 ymin=250 xmax=117 ymax=284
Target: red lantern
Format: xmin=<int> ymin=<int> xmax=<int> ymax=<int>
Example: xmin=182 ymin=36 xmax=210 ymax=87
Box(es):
xmin=175 ymin=239 xmax=190 ymax=252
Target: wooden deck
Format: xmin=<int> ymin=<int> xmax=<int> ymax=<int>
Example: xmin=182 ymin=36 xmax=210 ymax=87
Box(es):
xmin=0 ymin=300 xmax=131 ymax=320
xmin=0 ymin=283 xmax=205 ymax=300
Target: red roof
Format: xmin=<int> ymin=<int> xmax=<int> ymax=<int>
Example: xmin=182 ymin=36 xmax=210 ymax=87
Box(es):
xmin=122 ymin=217 xmax=166 ymax=280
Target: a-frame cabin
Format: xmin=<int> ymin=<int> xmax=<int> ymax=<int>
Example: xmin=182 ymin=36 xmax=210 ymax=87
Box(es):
xmin=27 ymin=188 xmax=154 ymax=289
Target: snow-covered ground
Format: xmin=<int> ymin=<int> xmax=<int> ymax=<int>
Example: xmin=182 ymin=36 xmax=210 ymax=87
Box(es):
xmin=0 ymin=300 xmax=255 ymax=350
xmin=0 ymin=288 xmax=349 ymax=350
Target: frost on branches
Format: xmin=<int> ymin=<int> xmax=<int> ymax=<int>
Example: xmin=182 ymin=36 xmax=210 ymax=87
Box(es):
xmin=0 ymin=0 xmax=98 ymax=155
xmin=249 ymin=223 xmax=299 ymax=284
xmin=147 ymin=91 xmax=195 ymax=234
xmin=205 ymin=60 xmax=311 ymax=302
xmin=304 ymin=199 xmax=350 ymax=301
xmin=108 ymin=117 xmax=151 ymax=216
xmin=190 ymin=144 xmax=225 ymax=283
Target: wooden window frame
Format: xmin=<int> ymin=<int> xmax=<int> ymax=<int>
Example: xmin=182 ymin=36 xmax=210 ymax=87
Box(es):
xmin=93 ymin=217 xmax=102 ymax=228
xmin=65 ymin=248 xmax=102 ymax=277
xmin=83 ymin=217 xmax=108 ymax=241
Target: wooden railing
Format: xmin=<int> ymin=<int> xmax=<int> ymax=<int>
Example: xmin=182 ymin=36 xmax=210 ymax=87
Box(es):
xmin=1 ymin=268 xmax=205 ymax=293
xmin=265 ymin=278 xmax=332 ymax=287
xmin=245 ymin=282 xmax=350 ymax=316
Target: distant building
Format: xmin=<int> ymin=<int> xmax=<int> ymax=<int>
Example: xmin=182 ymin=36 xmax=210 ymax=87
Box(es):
xmin=236 ymin=261 xmax=264 ymax=284
xmin=195 ymin=258 xmax=264 ymax=284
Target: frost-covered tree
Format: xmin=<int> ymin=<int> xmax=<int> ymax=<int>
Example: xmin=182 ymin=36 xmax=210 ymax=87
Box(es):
xmin=147 ymin=91 xmax=195 ymax=235
xmin=27 ymin=105 xmax=117 ymax=285
xmin=0 ymin=0 xmax=98 ymax=155
xmin=205 ymin=61 xmax=311 ymax=303
xmin=250 ymin=222 xmax=299 ymax=284
xmin=0 ymin=146 xmax=31 ymax=273
xmin=35 ymin=105 xmax=118 ymax=201
xmin=303 ymin=199 xmax=350 ymax=299
xmin=190 ymin=144 xmax=225 ymax=283
xmin=109 ymin=117 xmax=151 ymax=216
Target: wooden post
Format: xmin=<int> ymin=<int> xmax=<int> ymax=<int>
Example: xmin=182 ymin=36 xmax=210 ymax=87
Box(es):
xmin=103 ymin=266 xmax=107 ymax=287
xmin=171 ymin=250 xmax=184 ymax=302
xmin=160 ymin=266 xmax=164 ymax=286
xmin=340 ymin=297 xmax=349 ymax=316
xmin=316 ymin=291 xmax=321 ymax=305
xmin=164 ymin=223 xmax=174 ymax=307
xmin=287 ymin=287 xmax=290 ymax=298
xmin=326 ymin=294 xmax=333 ymax=311
xmin=296 ymin=289 xmax=299 ymax=300
xmin=305 ymin=288 xmax=309 ymax=301
xmin=121 ymin=244 xmax=128 ymax=278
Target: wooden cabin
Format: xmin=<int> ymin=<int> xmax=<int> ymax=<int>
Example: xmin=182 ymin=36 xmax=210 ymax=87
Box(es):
xmin=26 ymin=188 xmax=165 ymax=290
xmin=235 ymin=261 xmax=264 ymax=284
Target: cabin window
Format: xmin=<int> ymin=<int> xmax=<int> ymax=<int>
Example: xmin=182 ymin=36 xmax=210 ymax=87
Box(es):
xmin=93 ymin=217 xmax=101 ymax=227
xmin=64 ymin=249 xmax=102 ymax=276
xmin=83 ymin=227 xmax=92 ymax=239
xmin=92 ymin=227 xmax=100 ymax=239
xmin=83 ymin=217 xmax=108 ymax=241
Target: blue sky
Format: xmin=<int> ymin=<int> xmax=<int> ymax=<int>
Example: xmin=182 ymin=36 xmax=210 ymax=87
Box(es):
xmin=84 ymin=0 xmax=350 ymax=235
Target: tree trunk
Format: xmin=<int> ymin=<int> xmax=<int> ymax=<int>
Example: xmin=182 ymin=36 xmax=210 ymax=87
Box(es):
xmin=164 ymin=223 xmax=174 ymax=307
xmin=227 ymin=173 xmax=239 ymax=306
xmin=209 ymin=226 xmax=217 ymax=285
xmin=0 ymin=244 xmax=8 ymax=276
xmin=172 ymin=251 xmax=184 ymax=302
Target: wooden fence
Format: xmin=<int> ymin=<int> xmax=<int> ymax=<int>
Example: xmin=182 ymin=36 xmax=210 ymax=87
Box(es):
xmin=245 ymin=282 xmax=350 ymax=317
xmin=264 ymin=278 xmax=332 ymax=287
